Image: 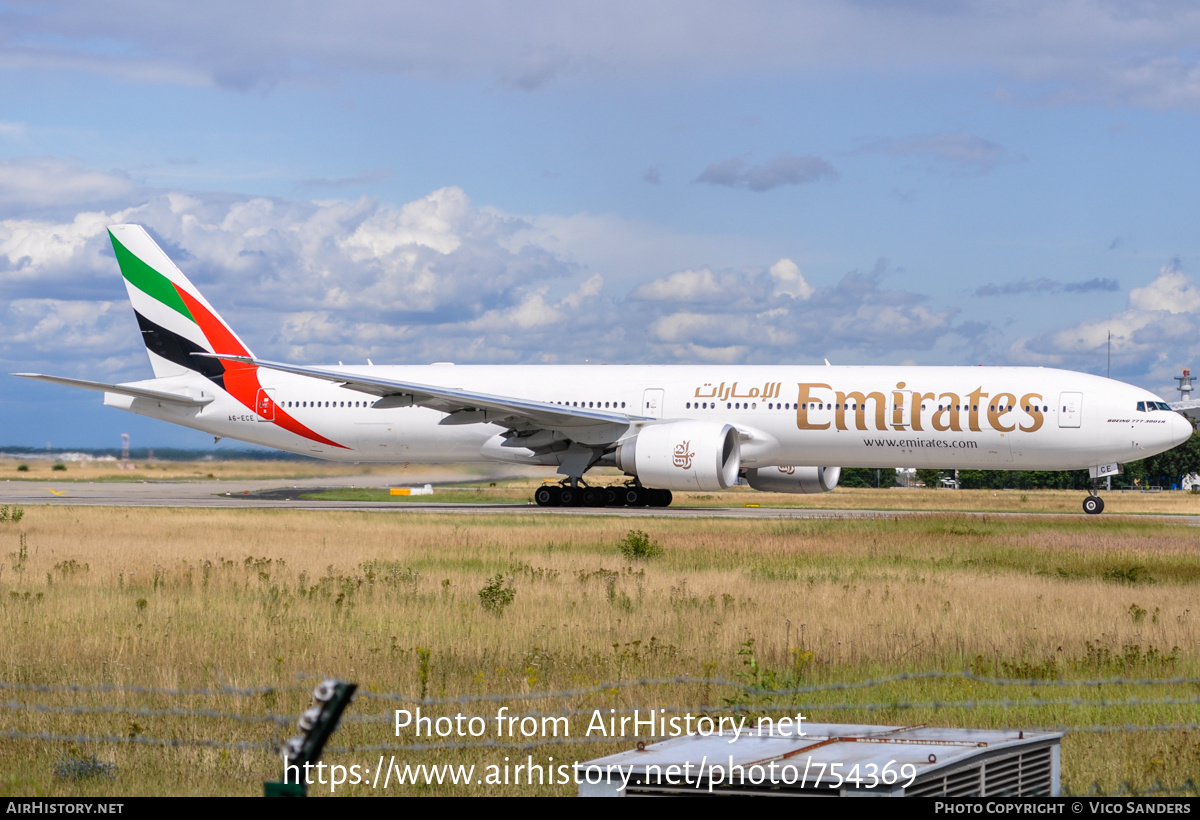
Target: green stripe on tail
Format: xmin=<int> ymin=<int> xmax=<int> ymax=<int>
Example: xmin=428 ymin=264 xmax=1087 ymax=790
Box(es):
xmin=109 ymin=231 xmax=194 ymax=323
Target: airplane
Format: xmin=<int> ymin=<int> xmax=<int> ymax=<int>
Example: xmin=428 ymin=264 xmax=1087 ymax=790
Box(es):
xmin=13 ymin=224 xmax=1196 ymax=514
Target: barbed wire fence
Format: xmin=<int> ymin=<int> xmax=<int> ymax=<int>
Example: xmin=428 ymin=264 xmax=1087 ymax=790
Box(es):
xmin=4 ymin=672 xmax=1200 ymax=795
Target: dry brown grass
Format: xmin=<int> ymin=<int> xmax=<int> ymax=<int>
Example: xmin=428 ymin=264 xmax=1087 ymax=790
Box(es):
xmin=1 ymin=507 xmax=1198 ymax=796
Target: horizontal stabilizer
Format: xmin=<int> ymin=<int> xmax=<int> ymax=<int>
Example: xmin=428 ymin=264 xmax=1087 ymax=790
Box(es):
xmin=12 ymin=373 xmax=214 ymax=405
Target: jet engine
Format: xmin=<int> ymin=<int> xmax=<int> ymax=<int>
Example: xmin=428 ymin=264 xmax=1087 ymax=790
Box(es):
xmin=615 ymin=421 xmax=740 ymax=491
xmin=744 ymin=465 xmax=841 ymax=494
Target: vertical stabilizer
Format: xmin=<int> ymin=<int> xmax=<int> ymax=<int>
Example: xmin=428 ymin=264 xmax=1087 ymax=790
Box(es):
xmin=108 ymin=224 xmax=254 ymax=386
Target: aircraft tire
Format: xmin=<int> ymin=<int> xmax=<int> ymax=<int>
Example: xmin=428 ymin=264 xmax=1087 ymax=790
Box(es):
xmin=603 ymin=487 xmax=624 ymax=506
xmin=624 ymin=487 xmax=648 ymax=507
xmin=1083 ymin=496 xmax=1104 ymax=515
xmin=534 ymin=486 xmax=559 ymax=507
xmin=559 ymin=487 xmax=583 ymax=507
xmin=581 ymin=487 xmax=604 ymax=507
xmin=647 ymin=488 xmax=672 ymax=507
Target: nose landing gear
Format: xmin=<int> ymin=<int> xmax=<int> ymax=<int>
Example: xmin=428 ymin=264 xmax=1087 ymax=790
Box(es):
xmin=1083 ymin=478 xmax=1106 ymax=515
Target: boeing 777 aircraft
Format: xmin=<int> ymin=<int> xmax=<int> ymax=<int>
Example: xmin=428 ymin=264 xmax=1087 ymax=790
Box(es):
xmin=15 ymin=225 xmax=1195 ymax=513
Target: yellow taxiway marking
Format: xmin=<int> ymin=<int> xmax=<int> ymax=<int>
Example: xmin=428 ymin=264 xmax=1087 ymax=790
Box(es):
xmin=48 ymin=489 xmax=66 ymax=496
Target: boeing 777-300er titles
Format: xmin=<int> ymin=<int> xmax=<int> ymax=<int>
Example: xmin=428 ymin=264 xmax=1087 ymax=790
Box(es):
xmin=14 ymin=225 xmax=1195 ymax=513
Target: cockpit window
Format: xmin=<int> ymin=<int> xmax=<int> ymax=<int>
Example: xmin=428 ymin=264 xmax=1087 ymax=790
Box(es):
xmin=1137 ymin=401 xmax=1145 ymax=412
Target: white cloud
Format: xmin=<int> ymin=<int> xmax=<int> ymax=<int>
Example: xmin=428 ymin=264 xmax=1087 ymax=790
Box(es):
xmin=631 ymin=268 xmax=725 ymax=302
xmin=634 ymin=261 xmax=955 ymax=361
xmin=340 ymin=187 xmax=468 ymax=258
xmin=1011 ymin=261 xmax=1200 ymax=391
xmin=0 ymin=176 xmax=966 ymax=380
xmin=769 ymin=258 xmax=814 ymax=300
xmin=1129 ymin=264 xmax=1200 ymax=313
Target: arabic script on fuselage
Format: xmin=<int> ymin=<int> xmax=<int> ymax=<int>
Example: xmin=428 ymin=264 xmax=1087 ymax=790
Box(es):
xmin=693 ymin=381 xmax=1047 ymax=434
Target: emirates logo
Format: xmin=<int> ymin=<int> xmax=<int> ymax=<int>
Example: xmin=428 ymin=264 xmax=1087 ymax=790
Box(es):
xmin=778 ymin=466 xmax=795 ymax=475
xmin=673 ymin=441 xmax=694 ymax=469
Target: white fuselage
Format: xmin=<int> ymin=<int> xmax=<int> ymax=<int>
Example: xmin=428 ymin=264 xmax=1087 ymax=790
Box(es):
xmin=102 ymin=364 xmax=1192 ymax=472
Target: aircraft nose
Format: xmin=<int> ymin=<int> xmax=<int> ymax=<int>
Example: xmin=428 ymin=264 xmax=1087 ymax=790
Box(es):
xmin=1171 ymin=411 xmax=1195 ymax=447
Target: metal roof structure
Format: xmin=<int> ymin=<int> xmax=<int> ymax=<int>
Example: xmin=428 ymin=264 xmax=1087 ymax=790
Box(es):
xmin=576 ymin=722 xmax=1061 ymax=797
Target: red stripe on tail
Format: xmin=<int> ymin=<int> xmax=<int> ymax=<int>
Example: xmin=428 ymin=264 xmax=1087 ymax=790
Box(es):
xmin=173 ymin=286 xmax=348 ymax=450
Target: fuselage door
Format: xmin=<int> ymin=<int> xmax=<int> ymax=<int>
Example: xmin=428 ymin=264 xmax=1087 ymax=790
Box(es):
xmin=1058 ymin=392 xmax=1082 ymax=428
xmin=642 ymin=388 xmax=665 ymax=419
xmin=255 ymin=388 xmax=276 ymax=422
xmin=893 ymin=390 xmax=912 ymax=430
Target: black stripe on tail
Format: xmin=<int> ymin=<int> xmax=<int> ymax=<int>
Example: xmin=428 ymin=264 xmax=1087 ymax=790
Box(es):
xmin=134 ymin=310 xmax=226 ymax=390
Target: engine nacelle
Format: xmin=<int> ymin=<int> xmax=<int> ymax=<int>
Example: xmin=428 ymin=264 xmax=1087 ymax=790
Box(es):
xmin=615 ymin=421 xmax=740 ymax=491
xmin=744 ymin=465 xmax=841 ymax=494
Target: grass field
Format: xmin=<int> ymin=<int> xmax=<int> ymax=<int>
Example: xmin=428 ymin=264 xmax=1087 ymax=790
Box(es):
xmin=2 ymin=503 xmax=1198 ymax=796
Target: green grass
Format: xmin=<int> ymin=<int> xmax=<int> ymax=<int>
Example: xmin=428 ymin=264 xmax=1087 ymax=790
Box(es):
xmin=301 ymin=486 xmax=526 ymax=503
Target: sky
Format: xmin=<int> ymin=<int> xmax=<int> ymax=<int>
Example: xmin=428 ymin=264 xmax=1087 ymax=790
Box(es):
xmin=3 ymin=0 xmax=1200 ymax=449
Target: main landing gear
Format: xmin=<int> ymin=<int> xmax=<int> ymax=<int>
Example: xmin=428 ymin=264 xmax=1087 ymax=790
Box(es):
xmin=533 ymin=480 xmax=673 ymax=508
xmin=1082 ymin=482 xmax=1106 ymax=515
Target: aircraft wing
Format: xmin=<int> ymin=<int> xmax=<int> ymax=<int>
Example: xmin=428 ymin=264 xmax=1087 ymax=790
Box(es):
xmin=201 ymin=355 xmax=646 ymax=435
xmin=12 ymin=373 xmax=214 ymax=406
xmin=1169 ymin=399 xmax=1200 ymax=423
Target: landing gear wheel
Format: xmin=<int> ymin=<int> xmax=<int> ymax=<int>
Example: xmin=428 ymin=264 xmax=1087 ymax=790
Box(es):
xmin=647 ymin=489 xmax=673 ymax=507
xmin=581 ymin=487 xmax=604 ymax=507
xmin=534 ymin=486 xmax=558 ymax=507
xmin=559 ymin=486 xmax=582 ymax=507
xmin=1083 ymin=496 xmax=1104 ymax=515
xmin=624 ymin=487 xmax=648 ymax=507
xmin=603 ymin=487 xmax=624 ymax=507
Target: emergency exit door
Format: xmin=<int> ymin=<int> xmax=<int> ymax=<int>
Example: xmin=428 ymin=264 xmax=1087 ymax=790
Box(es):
xmin=1058 ymin=392 xmax=1082 ymax=428
xmin=642 ymin=389 xmax=664 ymax=419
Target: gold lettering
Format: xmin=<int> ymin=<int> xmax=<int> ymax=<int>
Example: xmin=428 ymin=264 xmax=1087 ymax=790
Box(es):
xmin=795 ymin=384 xmax=832 ymax=430
xmin=911 ymin=392 xmax=934 ymax=432
xmin=933 ymin=392 xmax=962 ymax=432
xmin=987 ymin=392 xmax=1016 ymax=433
xmin=1020 ymin=392 xmax=1045 ymax=432
xmin=836 ymin=391 xmax=887 ymax=431
xmin=966 ymin=387 xmax=987 ymax=433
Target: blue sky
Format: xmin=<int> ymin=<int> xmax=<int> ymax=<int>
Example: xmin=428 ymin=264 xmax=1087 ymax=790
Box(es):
xmin=3 ymin=1 xmax=1200 ymax=449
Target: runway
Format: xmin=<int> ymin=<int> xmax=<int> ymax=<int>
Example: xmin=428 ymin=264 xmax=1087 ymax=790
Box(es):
xmin=0 ymin=476 xmax=889 ymax=519
xmin=3 ymin=476 xmax=1199 ymax=523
